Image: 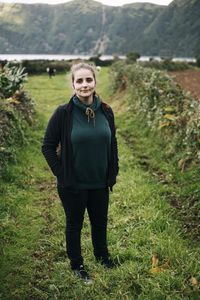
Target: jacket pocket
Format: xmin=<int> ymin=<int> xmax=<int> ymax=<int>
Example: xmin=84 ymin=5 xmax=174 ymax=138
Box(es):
xmin=56 ymin=164 xmax=64 ymax=184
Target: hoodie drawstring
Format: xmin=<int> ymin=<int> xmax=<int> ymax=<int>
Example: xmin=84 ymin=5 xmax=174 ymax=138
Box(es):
xmin=85 ymin=107 xmax=95 ymax=126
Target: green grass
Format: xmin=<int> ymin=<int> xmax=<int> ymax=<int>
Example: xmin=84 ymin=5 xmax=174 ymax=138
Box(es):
xmin=0 ymin=69 xmax=200 ymax=299
xmin=116 ymin=93 xmax=200 ymax=243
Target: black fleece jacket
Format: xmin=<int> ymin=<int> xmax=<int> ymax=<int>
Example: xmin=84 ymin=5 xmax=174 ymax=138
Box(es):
xmin=41 ymin=97 xmax=119 ymax=190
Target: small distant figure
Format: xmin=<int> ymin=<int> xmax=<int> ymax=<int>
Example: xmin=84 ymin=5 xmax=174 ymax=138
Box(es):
xmin=46 ymin=67 xmax=56 ymax=78
xmin=96 ymin=66 xmax=101 ymax=72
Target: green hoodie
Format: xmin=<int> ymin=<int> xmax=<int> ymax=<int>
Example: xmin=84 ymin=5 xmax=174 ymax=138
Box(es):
xmin=71 ymin=95 xmax=111 ymax=189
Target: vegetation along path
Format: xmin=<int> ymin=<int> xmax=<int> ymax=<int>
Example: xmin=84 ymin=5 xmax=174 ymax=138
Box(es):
xmin=1 ymin=68 xmax=200 ymax=299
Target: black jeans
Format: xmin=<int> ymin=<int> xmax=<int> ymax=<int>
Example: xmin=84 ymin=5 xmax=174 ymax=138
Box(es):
xmin=57 ymin=186 xmax=109 ymax=269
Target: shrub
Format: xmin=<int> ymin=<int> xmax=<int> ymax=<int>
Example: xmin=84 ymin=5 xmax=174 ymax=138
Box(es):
xmin=140 ymin=60 xmax=191 ymax=71
xmin=89 ymin=56 xmax=113 ymax=67
xmin=126 ymin=52 xmax=140 ymax=64
xmin=0 ymin=63 xmax=27 ymax=99
xmin=22 ymin=60 xmax=71 ymax=74
xmin=0 ymin=64 xmax=35 ymax=175
xmin=111 ymin=61 xmax=200 ymax=162
xmin=0 ymin=60 xmax=71 ymax=75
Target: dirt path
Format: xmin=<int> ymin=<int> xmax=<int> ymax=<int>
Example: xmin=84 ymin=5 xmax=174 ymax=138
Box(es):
xmin=169 ymin=69 xmax=200 ymax=101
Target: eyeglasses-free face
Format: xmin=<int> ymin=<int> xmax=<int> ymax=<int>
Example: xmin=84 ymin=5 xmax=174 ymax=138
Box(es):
xmin=73 ymin=68 xmax=96 ymax=105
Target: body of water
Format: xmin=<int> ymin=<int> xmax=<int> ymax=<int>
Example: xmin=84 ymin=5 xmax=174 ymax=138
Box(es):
xmin=0 ymin=54 xmax=124 ymax=61
xmin=0 ymin=54 xmax=196 ymax=63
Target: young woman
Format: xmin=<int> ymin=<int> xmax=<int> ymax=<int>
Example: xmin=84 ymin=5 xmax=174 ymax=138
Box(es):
xmin=42 ymin=62 xmax=119 ymax=283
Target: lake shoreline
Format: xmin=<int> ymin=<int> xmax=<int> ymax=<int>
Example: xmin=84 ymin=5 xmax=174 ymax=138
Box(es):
xmin=0 ymin=54 xmax=196 ymax=63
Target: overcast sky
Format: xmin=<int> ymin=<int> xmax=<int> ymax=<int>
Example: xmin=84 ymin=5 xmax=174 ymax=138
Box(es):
xmin=0 ymin=0 xmax=174 ymax=6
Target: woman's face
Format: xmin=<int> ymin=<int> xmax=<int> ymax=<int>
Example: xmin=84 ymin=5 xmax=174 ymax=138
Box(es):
xmin=73 ymin=68 xmax=96 ymax=103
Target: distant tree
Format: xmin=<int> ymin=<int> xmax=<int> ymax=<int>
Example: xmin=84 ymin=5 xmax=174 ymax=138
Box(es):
xmin=113 ymin=55 xmax=120 ymax=61
xmin=161 ymin=57 xmax=173 ymax=62
xmin=126 ymin=52 xmax=140 ymax=63
xmin=89 ymin=55 xmax=113 ymax=67
xmin=89 ymin=55 xmax=101 ymax=65
xmin=196 ymin=55 xmax=200 ymax=67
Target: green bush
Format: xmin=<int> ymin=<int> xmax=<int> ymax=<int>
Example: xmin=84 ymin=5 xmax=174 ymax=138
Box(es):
xmin=126 ymin=52 xmax=140 ymax=64
xmin=0 ymin=60 xmax=71 ymax=75
xmin=0 ymin=63 xmax=27 ymax=99
xmin=111 ymin=61 xmax=200 ymax=162
xmin=140 ymin=59 xmax=191 ymax=71
xmin=22 ymin=60 xmax=71 ymax=74
xmin=89 ymin=56 xmax=113 ymax=67
xmin=0 ymin=64 xmax=35 ymax=175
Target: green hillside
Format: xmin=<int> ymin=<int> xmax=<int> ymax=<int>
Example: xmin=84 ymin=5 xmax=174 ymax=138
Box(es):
xmin=142 ymin=0 xmax=200 ymax=57
xmin=0 ymin=0 xmax=199 ymax=56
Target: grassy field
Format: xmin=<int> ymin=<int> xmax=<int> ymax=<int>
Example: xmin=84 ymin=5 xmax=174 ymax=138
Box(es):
xmin=0 ymin=68 xmax=200 ymax=299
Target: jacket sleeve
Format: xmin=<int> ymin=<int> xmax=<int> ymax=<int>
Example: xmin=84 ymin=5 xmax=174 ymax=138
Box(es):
xmin=109 ymin=107 xmax=119 ymax=176
xmin=41 ymin=106 xmax=62 ymax=177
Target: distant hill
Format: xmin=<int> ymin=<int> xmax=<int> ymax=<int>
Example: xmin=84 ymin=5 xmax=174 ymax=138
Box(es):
xmin=0 ymin=0 xmax=199 ymax=57
xmin=142 ymin=0 xmax=200 ymax=57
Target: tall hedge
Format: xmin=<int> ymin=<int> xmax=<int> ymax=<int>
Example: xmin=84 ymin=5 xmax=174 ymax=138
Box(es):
xmin=0 ymin=63 xmax=34 ymax=175
xmin=111 ymin=61 xmax=200 ymax=163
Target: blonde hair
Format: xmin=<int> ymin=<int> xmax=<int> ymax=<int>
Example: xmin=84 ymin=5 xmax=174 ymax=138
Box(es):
xmin=71 ymin=62 xmax=96 ymax=84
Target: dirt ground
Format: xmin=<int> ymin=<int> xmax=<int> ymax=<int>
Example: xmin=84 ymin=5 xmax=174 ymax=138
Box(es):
xmin=168 ymin=69 xmax=200 ymax=101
